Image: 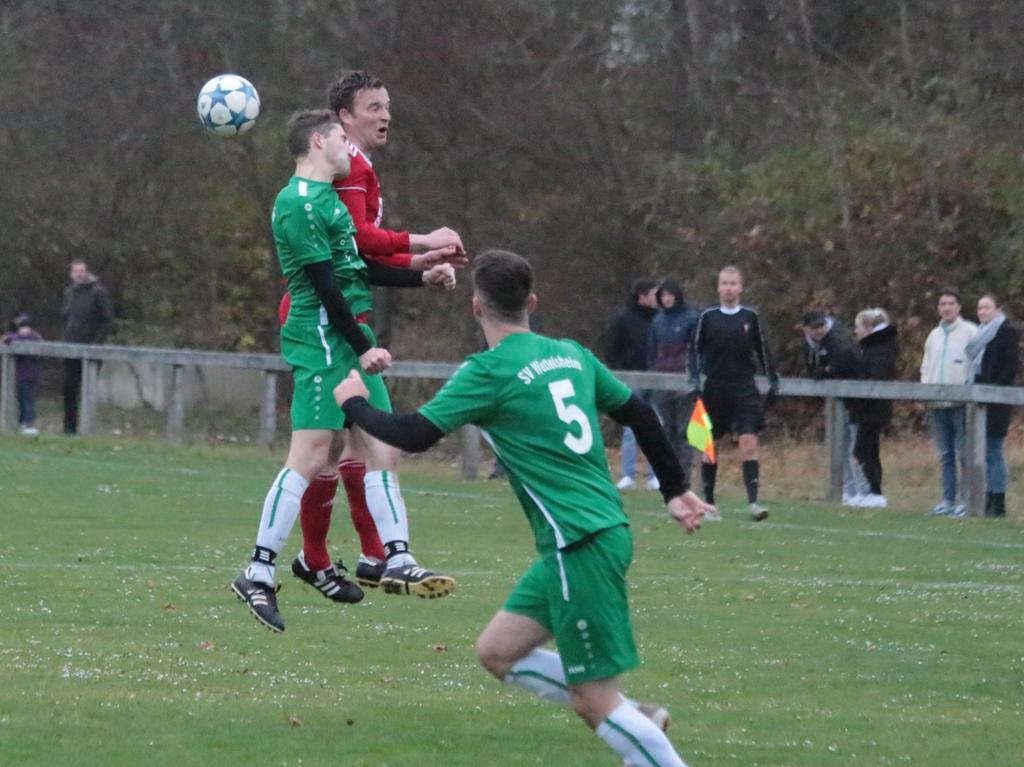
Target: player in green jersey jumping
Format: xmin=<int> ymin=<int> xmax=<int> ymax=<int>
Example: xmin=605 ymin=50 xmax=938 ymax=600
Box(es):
xmin=232 ymin=109 xmax=458 ymax=633
xmin=334 ymin=249 xmax=713 ymax=767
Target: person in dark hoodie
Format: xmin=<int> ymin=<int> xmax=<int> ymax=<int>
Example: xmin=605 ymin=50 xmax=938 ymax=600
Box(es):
xmin=62 ymin=259 xmax=113 ymax=434
xmin=801 ymin=310 xmax=868 ymax=504
xmin=967 ymin=293 xmax=1019 ymax=518
xmin=3 ymin=313 xmax=43 ymax=436
xmin=647 ymin=279 xmax=701 ymax=491
xmin=604 ymin=278 xmax=659 ymax=489
xmin=847 ymin=308 xmax=899 ymax=508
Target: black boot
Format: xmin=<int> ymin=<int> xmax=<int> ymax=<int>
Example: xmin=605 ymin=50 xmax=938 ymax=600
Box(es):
xmin=992 ymin=492 xmax=1006 ymax=518
xmin=984 ymin=492 xmax=996 ymax=518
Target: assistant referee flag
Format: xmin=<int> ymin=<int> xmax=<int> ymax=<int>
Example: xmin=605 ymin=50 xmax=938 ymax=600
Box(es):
xmin=686 ymin=397 xmax=716 ymax=464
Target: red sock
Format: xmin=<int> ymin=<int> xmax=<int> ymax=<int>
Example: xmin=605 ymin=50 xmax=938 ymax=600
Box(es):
xmin=300 ymin=472 xmax=338 ymax=570
xmin=339 ymin=459 xmax=386 ymax=561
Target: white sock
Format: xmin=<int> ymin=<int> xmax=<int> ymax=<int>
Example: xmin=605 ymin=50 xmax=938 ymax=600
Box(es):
xmin=245 ymin=468 xmax=309 ymax=585
xmin=597 ymin=701 xmax=688 ymax=767
xmin=364 ymin=471 xmax=416 ymax=567
xmin=504 ymin=648 xmax=571 ymax=704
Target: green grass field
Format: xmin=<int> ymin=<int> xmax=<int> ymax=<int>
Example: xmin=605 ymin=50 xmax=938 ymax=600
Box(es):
xmin=1 ymin=434 xmax=1022 ymax=766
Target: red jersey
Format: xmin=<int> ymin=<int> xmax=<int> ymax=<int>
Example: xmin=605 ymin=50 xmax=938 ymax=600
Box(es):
xmin=333 ymin=144 xmax=413 ymax=268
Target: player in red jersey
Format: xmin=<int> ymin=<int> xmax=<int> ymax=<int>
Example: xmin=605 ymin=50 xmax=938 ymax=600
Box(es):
xmin=285 ymin=70 xmax=466 ymax=596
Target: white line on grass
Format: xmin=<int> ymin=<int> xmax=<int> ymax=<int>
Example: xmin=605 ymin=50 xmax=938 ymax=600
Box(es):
xmin=632 ymin=572 xmax=1024 ymax=594
xmin=629 ymin=508 xmax=1024 ymax=550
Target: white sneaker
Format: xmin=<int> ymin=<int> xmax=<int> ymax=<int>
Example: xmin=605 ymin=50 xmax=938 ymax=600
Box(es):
xmin=859 ymin=493 xmax=888 ymax=508
xmin=929 ymin=501 xmax=954 ymax=516
xmin=950 ymin=503 xmax=967 ymax=518
xmin=750 ymin=503 xmax=769 ymax=521
xmin=842 ymin=493 xmax=866 ymax=507
xmin=19 ymin=426 xmax=39 ymax=437
xmin=645 ymin=477 xmax=660 ymax=491
xmin=616 ymin=476 xmax=636 ymax=491
xmin=703 ymin=507 xmax=723 ymax=521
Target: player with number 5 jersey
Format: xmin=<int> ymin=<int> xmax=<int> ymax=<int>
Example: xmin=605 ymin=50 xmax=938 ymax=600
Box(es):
xmin=334 ymin=249 xmax=713 ymax=767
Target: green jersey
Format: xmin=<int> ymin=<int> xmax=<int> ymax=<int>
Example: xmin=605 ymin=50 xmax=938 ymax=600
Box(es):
xmin=420 ymin=332 xmax=632 ymax=555
xmin=271 ymin=176 xmax=372 ymax=325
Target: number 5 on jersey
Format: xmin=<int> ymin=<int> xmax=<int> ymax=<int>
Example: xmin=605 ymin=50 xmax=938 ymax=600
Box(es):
xmin=548 ymin=379 xmax=593 ymax=455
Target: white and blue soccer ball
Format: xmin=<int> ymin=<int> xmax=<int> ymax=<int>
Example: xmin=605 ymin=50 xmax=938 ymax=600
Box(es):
xmin=197 ymin=74 xmax=260 ymax=137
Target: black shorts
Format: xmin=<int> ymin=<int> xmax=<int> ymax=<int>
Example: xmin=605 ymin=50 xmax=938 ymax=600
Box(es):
xmin=703 ymin=380 xmax=764 ymax=438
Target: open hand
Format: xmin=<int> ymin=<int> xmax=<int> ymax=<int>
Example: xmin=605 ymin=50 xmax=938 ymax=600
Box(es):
xmin=667 ymin=491 xmax=714 ymax=534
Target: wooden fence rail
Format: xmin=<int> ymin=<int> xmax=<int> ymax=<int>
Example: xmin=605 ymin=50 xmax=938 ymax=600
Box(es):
xmin=5 ymin=341 xmax=1024 ymax=514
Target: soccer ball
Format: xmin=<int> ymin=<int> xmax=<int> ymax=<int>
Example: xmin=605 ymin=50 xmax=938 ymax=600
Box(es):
xmin=197 ymin=74 xmax=260 ymax=137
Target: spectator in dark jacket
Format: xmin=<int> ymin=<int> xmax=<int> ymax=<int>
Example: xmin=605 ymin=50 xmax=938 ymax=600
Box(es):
xmin=801 ymin=311 xmax=867 ymax=503
xmin=647 ymin=280 xmax=700 ymax=488
xmin=62 ymin=259 xmax=113 ymax=434
xmin=801 ymin=311 xmax=858 ymax=380
xmin=604 ymin=278 xmax=659 ymax=490
xmin=967 ymin=294 xmax=1019 ymax=518
xmin=847 ymin=308 xmax=898 ymax=509
xmin=3 ymin=313 xmax=43 ymax=436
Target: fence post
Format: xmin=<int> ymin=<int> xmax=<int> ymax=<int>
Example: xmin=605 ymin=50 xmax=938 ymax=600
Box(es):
xmin=78 ymin=358 xmax=100 ymax=435
xmin=259 ymin=370 xmax=278 ymax=447
xmin=823 ymin=397 xmax=846 ymax=503
xmin=964 ymin=403 xmax=987 ymax=517
xmin=459 ymin=424 xmax=481 ymax=479
xmin=0 ymin=353 xmax=16 ymax=433
xmin=166 ymin=364 xmax=186 ymax=444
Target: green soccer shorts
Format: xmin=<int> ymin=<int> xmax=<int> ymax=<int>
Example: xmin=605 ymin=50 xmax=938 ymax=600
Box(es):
xmin=503 ymin=523 xmax=638 ymax=685
xmin=280 ymin=321 xmax=391 ymax=431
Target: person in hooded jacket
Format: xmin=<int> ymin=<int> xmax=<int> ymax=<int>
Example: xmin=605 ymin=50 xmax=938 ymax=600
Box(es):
xmin=800 ymin=310 xmax=868 ymax=504
xmin=647 ymin=280 xmax=700 ymax=490
xmin=847 ymin=308 xmax=899 ymax=508
xmin=604 ymin=278 xmax=659 ymax=489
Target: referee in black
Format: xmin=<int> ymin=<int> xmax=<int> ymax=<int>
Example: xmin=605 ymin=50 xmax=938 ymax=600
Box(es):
xmin=692 ymin=266 xmax=778 ymax=521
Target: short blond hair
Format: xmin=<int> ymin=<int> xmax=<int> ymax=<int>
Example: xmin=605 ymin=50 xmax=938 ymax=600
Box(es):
xmin=718 ymin=265 xmax=743 ymax=283
xmin=855 ymin=307 xmax=889 ymax=329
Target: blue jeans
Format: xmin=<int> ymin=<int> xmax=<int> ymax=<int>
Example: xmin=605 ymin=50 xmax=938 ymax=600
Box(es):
xmin=931 ymin=407 xmax=966 ymax=502
xmin=986 ymin=435 xmax=1008 ymax=493
xmin=17 ymin=380 xmax=37 ymax=426
xmin=844 ymin=421 xmax=870 ymax=497
xmin=620 ymin=389 xmax=654 ymax=480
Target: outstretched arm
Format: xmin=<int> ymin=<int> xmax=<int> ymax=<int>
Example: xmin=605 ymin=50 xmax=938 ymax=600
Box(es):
xmin=336 ymin=371 xmax=445 ymax=452
xmin=608 ymin=393 xmax=713 ymax=533
xmin=607 ymin=394 xmax=688 ymax=502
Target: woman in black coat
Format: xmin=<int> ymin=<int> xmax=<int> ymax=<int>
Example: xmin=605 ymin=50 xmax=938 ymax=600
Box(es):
xmin=848 ymin=308 xmax=899 ymax=507
xmin=968 ymin=294 xmax=1020 ymax=517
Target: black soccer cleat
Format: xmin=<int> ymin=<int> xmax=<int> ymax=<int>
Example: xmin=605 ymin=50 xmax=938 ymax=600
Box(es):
xmin=232 ymin=573 xmax=285 ymax=633
xmin=379 ymin=564 xmax=456 ymax=599
xmin=291 ymin=555 xmax=364 ymax=604
xmin=355 ymin=558 xmax=386 ymax=589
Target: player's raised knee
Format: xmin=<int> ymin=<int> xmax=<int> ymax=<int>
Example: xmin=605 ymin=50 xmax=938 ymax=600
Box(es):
xmin=475 ymin=635 xmax=513 ymax=680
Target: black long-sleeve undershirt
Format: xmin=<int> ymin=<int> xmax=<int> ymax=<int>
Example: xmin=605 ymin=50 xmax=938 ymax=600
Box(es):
xmin=302 ymin=260 xmax=424 ymax=357
xmin=607 ymin=395 xmax=688 ymax=502
xmin=303 ymin=261 xmax=371 ymax=356
xmin=365 ymin=259 xmax=426 ymax=288
xmin=341 ymin=393 xmax=689 ymax=503
xmin=342 ymin=397 xmax=445 ymax=452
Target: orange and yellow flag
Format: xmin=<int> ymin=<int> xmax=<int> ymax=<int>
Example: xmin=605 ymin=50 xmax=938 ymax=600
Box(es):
xmin=686 ymin=397 xmax=716 ymax=464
